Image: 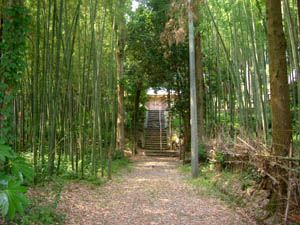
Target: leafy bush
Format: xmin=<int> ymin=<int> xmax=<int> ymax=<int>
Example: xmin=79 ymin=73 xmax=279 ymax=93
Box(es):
xmin=4 ymin=180 xmax=65 ymax=225
xmin=198 ymin=142 xmax=207 ymax=162
xmin=0 ymin=139 xmax=34 ymax=219
xmin=214 ymin=150 xmax=226 ymax=168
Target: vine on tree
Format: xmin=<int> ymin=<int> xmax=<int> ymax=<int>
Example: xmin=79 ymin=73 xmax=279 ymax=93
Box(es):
xmin=0 ymin=5 xmax=30 ymax=143
xmin=0 ymin=5 xmax=33 ymax=220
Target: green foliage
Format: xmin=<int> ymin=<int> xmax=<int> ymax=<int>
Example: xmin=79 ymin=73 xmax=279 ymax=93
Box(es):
xmin=264 ymin=193 xmax=277 ymax=215
xmin=198 ymin=142 xmax=207 ymax=162
xmin=6 ymin=181 xmax=65 ymax=225
xmin=0 ymin=5 xmax=30 ymax=142
xmin=0 ymin=181 xmax=29 ymax=220
xmin=0 ymin=140 xmax=34 ymax=220
xmin=110 ymin=158 xmax=132 ymax=175
xmin=16 ymin=205 xmax=65 ymax=225
xmin=179 ymin=164 xmax=255 ymax=207
xmin=214 ymin=150 xmax=226 ymax=168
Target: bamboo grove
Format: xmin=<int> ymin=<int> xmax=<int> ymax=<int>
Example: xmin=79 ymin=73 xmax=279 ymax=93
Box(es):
xmin=0 ymin=0 xmax=300 ymax=211
xmin=0 ymin=0 xmax=129 ymax=180
xmin=132 ymin=0 xmax=300 ymax=155
xmin=160 ymin=0 xmax=300 ymax=147
xmin=200 ymin=0 xmax=299 ymax=143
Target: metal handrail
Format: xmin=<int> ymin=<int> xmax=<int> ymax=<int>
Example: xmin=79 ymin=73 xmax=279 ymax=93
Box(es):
xmin=159 ymin=109 xmax=162 ymax=150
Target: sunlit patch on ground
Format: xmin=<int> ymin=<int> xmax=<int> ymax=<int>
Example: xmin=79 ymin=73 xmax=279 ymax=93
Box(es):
xmin=57 ymin=156 xmax=256 ymax=225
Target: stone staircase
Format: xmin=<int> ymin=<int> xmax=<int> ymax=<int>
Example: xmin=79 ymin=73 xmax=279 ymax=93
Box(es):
xmin=143 ymin=110 xmax=178 ymax=157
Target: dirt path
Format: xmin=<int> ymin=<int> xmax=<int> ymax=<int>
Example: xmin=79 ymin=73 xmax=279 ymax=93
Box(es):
xmin=58 ymin=156 xmax=256 ymax=225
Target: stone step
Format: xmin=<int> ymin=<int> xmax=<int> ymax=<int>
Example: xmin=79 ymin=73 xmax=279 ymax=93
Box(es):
xmin=144 ymin=110 xmax=170 ymax=153
xmin=145 ymin=135 xmax=167 ymax=138
xmin=144 ymin=145 xmax=169 ymax=149
xmin=145 ymin=139 xmax=168 ymax=142
xmin=145 ymin=144 xmax=168 ymax=146
xmin=145 ymin=138 xmax=167 ymax=141
xmin=145 ymin=136 xmax=167 ymax=139
xmin=145 ymin=132 xmax=167 ymax=134
xmin=144 ymin=143 xmax=168 ymax=146
xmin=145 ymin=137 xmax=167 ymax=139
xmin=147 ymin=119 xmax=162 ymax=121
xmin=144 ymin=148 xmax=170 ymax=151
xmin=143 ymin=150 xmax=178 ymax=154
xmin=145 ymin=143 xmax=168 ymax=146
xmin=145 ymin=129 xmax=167 ymax=132
xmin=143 ymin=151 xmax=178 ymax=157
xmin=145 ymin=133 xmax=167 ymax=135
xmin=145 ymin=142 xmax=168 ymax=146
xmin=145 ymin=145 xmax=168 ymax=148
xmin=145 ymin=131 xmax=167 ymax=133
xmin=144 ymin=146 xmax=169 ymax=148
xmin=146 ymin=129 xmax=166 ymax=131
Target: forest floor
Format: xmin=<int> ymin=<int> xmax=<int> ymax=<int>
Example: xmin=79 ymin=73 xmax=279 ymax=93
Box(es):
xmin=57 ymin=155 xmax=256 ymax=225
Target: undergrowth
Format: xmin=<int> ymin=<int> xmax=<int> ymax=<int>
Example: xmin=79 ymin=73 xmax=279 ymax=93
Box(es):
xmin=1 ymin=156 xmax=132 ymax=224
xmin=178 ymin=164 xmax=291 ymax=224
xmin=1 ymin=180 xmax=65 ymax=225
xmin=22 ymin=151 xmax=132 ymax=185
xmin=179 ymin=164 xmax=256 ymax=208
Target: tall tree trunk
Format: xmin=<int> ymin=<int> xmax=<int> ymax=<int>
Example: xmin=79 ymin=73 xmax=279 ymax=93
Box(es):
xmin=194 ymin=2 xmax=204 ymax=146
xmin=133 ymin=87 xmax=141 ymax=155
xmin=116 ymin=0 xmax=126 ymax=153
xmin=48 ymin=0 xmax=64 ymax=176
xmin=188 ymin=0 xmax=198 ymax=178
xmin=183 ymin=112 xmax=191 ymax=164
xmin=297 ymin=0 xmax=300 ymax=53
xmin=265 ymin=0 xmax=292 ymax=202
xmin=167 ymin=89 xmax=172 ymax=148
xmin=0 ymin=1 xmax=4 ymax=132
xmin=32 ymin=0 xmax=41 ymax=180
xmin=90 ymin=0 xmax=99 ymax=176
xmin=295 ymin=0 xmax=300 ymax=133
xmin=266 ymin=0 xmax=292 ymax=156
xmin=195 ymin=33 xmax=204 ymax=146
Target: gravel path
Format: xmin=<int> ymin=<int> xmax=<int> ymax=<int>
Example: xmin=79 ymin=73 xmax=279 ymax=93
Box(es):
xmin=58 ymin=156 xmax=256 ymax=225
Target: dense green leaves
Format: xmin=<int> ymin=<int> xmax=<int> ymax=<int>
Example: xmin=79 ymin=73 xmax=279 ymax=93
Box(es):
xmin=0 ymin=192 xmax=9 ymax=216
xmin=11 ymin=158 xmax=35 ymax=182
xmin=0 ymin=139 xmax=33 ymax=219
xmin=0 ymin=144 xmax=15 ymax=161
xmin=1 ymin=181 xmax=29 ymax=219
xmin=0 ymin=5 xmax=30 ymax=143
xmin=0 ymin=178 xmax=30 ymax=219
